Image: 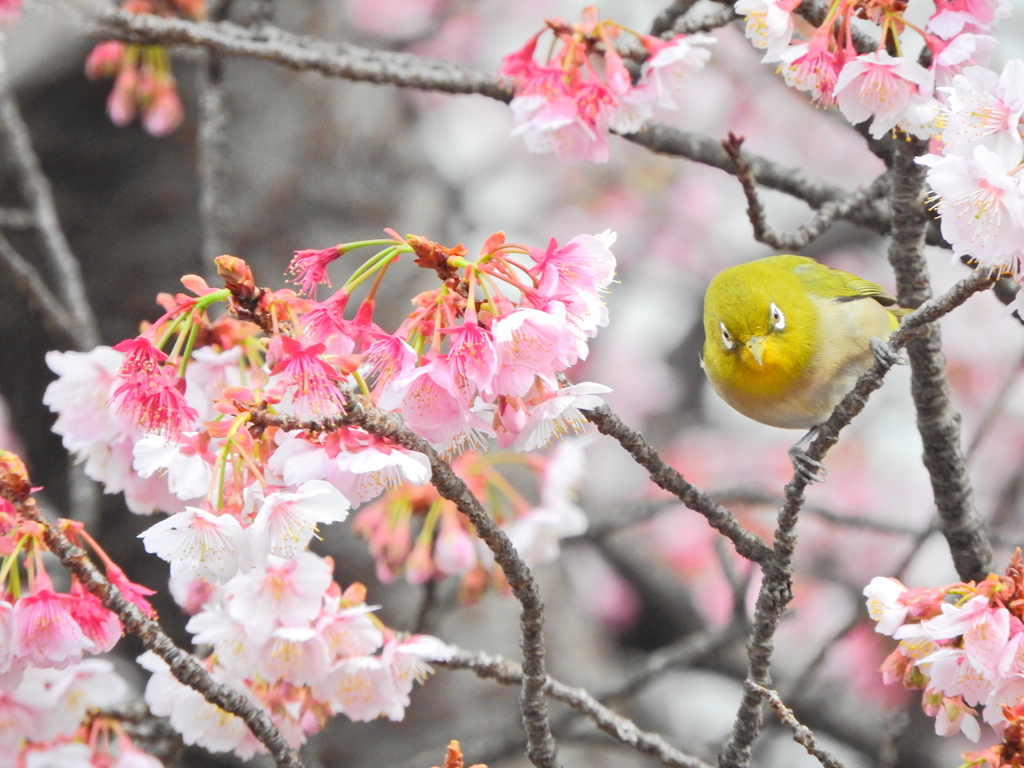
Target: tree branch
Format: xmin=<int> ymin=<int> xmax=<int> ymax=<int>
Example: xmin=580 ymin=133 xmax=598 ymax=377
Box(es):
xmin=439 ymin=647 xmax=715 ymax=768
xmin=723 ymin=133 xmax=891 ymax=251
xmin=89 ymin=9 xmax=511 ymax=99
xmin=885 ymin=139 xmax=995 ymax=582
xmin=581 ymin=405 xmax=774 ymax=566
xmin=745 ymin=682 xmax=847 ymax=768
xmin=197 ymin=50 xmax=233 ymax=266
xmin=0 ymin=231 xmax=81 ymax=344
xmin=0 ymin=71 xmax=99 ymax=350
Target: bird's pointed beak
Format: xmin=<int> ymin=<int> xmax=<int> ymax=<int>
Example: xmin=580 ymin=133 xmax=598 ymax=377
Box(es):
xmin=745 ymin=336 xmax=766 ymax=366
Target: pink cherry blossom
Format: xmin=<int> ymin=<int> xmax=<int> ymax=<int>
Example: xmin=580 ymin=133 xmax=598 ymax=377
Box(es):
xmin=433 ymin=511 xmax=478 ymax=575
xmin=863 ymin=576 xmax=910 ymax=635
xmin=513 ymin=380 xmax=611 ymax=452
xmin=919 ymin=646 xmax=995 ymax=706
xmin=228 ymin=553 xmax=333 ymax=625
xmin=288 ymin=245 xmax=342 ymax=299
xmin=247 ymin=480 xmax=351 ymax=560
xmin=734 ymin=0 xmax=800 ymax=62
xmin=928 ymin=33 xmax=997 ymax=87
xmin=779 ymin=35 xmax=842 ymax=106
xmin=140 ymin=652 xmax=250 ymax=753
xmin=139 ymin=506 xmax=253 ymax=584
xmin=443 ymin=322 xmax=498 ymax=402
xmin=639 ymin=33 xmax=716 ymax=108
xmin=377 ymin=357 xmax=483 ymax=447
xmin=928 ymin=0 xmax=1012 ymax=39
xmin=529 ymin=230 xmax=616 ymax=297
xmin=63 ymin=581 xmax=121 ymax=654
xmin=256 ymin=625 xmax=330 ymax=687
xmin=132 ymin=433 xmax=212 ymax=502
xmin=44 ymin=347 xmax=133 ymax=469
xmin=12 ymin=585 xmax=90 ymax=669
xmin=929 ymin=692 xmax=982 ymax=740
xmin=834 ymin=51 xmax=936 ymax=139
xmin=489 ymin=308 xmax=573 ymax=398
xmin=111 ymin=367 xmax=200 ymax=440
xmin=314 ymin=604 xmax=383 ymax=661
xmin=19 ymin=660 xmax=129 ymax=741
xmin=918 ymin=145 xmax=1024 ymax=265
xmin=939 ymin=60 xmax=1024 ymax=165
xmin=509 ymin=87 xmax=613 ymax=165
xmin=328 ymin=437 xmax=431 ymax=504
xmin=266 ymin=336 xmax=347 ymax=417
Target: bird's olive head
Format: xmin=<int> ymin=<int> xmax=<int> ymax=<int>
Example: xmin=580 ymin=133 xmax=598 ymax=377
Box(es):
xmin=702 ymin=260 xmax=816 ymax=378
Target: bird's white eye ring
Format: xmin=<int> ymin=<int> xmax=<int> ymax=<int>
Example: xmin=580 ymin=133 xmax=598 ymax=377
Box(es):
xmin=720 ymin=322 xmax=734 ymax=350
xmin=770 ymin=303 xmax=785 ymax=331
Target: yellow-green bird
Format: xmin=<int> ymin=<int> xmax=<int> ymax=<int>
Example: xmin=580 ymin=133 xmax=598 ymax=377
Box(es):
xmin=702 ymin=255 xmax=906 ymax=430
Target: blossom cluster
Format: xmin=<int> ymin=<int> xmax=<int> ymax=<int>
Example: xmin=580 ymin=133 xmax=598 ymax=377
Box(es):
xmin=41 ymin=229 xmax=610 ymax=753
xmin=45 ymin=229 xmax=612 ymax=587
xmin=735 ymin=0 xmax=1024 ymax=300
xmin=85 ymin=0 xmax=204 ymax=135
xmin=737 ymin=0 xmax=1008 ymax=139
xmin=864 ymin=551 xmax=1024 ymax=767
xmin=144 ymin=551 xmax=450 ymax=758
xmin=498 ymin=6 xmax=715 ymax=163
xmin=917 ymin=58 xmax=1024 ymax=282
xmin=2 ymin=659 xmax=161 ymax=768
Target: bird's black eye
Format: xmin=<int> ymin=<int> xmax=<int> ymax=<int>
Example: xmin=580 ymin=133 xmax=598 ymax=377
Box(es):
xmin=769 ymin=303 xmax=785 ymax=331
xmin=720 ymin=322 xmax=734 ymax=350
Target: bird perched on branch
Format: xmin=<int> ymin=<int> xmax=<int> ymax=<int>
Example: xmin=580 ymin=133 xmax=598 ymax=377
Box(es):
xmin=701 ymin=254 xmax=906 ymax=434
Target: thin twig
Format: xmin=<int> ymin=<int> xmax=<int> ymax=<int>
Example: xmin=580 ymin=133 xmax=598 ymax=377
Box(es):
xmin=0 ymin=491 xmax=304 ymax=768
xmin=197 ymin=48 xmax=233 ymax=266
xmin=745 ymin=682 xmax=847 ymax=768
xmin=0 ymin=72 xmax=99 ymax=350
xmin=966 ymin=346 xmax=1024 ymax=461
xmin=581 ymin=406 xmax=774 ymax=566
xmin=723 ymin=133 xmax=892 ymax=251
xmin=599 ymin=623 xmax=745 ymax=705
xmin=885 ymin=139 xmax=995 ymax=582
xmin=0 ymin=231 xmax=80 ymax=344
xmin=439 ymin=647 xmax=715 ymax=768
xmin=781 ymin=608 xmax=861 ymax=700
xmin=712 ymin=488 xmax=921 ymax=535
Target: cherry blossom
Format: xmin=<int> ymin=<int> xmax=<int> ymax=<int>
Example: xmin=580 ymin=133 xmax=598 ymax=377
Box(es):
xmin=834 ymin=52 xmax=937 ymax=140
xmin=139 ymin=506 xmax=254 ymax=584
xmin=939 ymin=60 xmax=1024 ymax=165
xmin=734 ymin=0 xmax=800 ymax=62
xmin=247 ymin=480 xmax=351 ymax=560
xmin=918 ymin=145 xmax=1024 ymax=266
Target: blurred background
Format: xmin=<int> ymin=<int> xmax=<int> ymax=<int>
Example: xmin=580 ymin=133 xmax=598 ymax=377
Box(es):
xmin=4 ymin=1 xmax=1024 ymax=766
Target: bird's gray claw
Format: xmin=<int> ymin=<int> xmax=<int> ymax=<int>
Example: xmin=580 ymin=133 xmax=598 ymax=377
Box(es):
xmin=870 ymin=337 xmax=905 ymax=367
xmin=789 ymin=445 xmax=827 ymax=484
